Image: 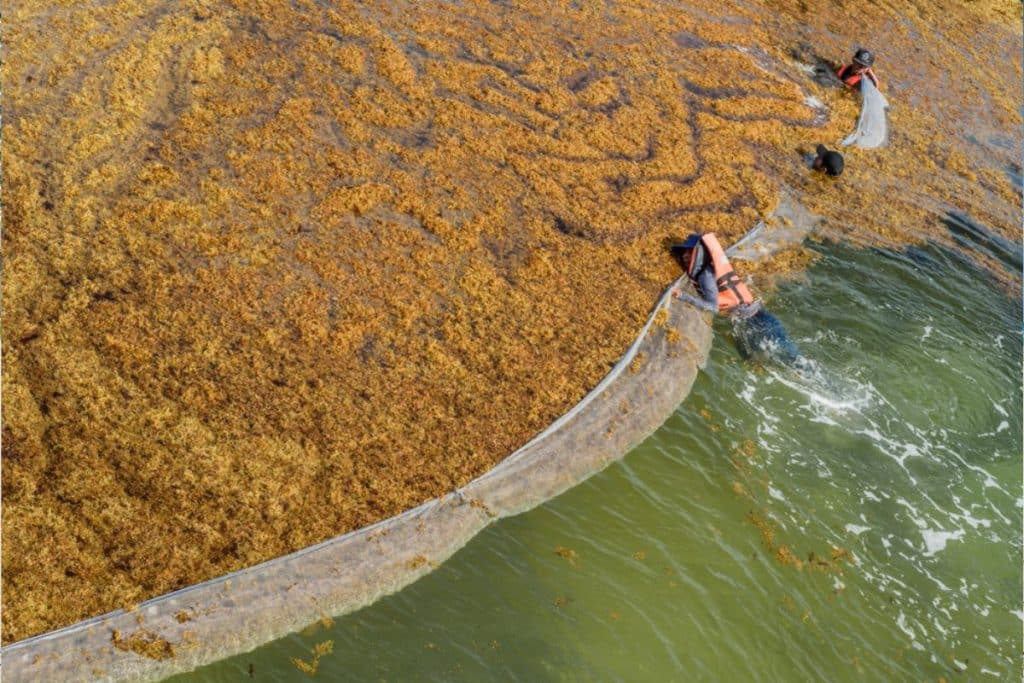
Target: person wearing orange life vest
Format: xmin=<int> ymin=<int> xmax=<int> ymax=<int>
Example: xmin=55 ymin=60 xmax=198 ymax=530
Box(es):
xmin=670 ymin=233 xmax=802 ymax=366
xmin=670 ymin=233 xmax=757 ymax=316
xmin=837 ymin=48 xmax=880 ymax=90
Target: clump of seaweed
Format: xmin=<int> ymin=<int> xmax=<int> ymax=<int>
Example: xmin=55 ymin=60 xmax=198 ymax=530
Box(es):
xmin=291 ymin=640 xmax=334 ymax=676
xmin=554 ymin=545 xmax=579 ymax=566
xmin=111 ymin=629 xmax=176 ymax=661
xmin=746 ymin=512 xmax=855 ymax=575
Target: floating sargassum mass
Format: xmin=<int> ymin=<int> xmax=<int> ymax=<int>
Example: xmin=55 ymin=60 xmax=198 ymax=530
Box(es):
xmin=2 ymin=0 xmax=1020 ymax=643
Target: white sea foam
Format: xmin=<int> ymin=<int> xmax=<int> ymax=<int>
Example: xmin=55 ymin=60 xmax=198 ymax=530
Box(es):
xmin=896 ymin=612 xmax=916 ymax=639
xmin=896 ymin=498 xmax=927 ymax=527
xmin=922 ymin=529 xmax=964 ymax=556
xmin=953 ymin=510 xmax=992 ymax=530
xmin=809 ymin=413 xmax=841 ymax=427
xmin=920 ymin=566 xmax=952 ymax=593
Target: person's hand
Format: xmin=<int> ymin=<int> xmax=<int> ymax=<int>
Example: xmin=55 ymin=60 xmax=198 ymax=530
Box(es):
xmin=673 ymin=290 xmax=716 ymax=313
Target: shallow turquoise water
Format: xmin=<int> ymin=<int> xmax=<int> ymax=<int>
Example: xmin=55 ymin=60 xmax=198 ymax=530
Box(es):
xmin=171 ymin=238 xmax=1022 ymax=681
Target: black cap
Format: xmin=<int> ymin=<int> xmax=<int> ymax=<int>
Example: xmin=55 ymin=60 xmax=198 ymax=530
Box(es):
xmin=670 ymin=234 xmax=701 ymax=254
xmin=853 ymin=48 xmax=875 ymax=67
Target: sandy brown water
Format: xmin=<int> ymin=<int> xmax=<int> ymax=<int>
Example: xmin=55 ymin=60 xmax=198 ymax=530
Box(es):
xmin=2 ymin=0 xmax=1020 ymax=643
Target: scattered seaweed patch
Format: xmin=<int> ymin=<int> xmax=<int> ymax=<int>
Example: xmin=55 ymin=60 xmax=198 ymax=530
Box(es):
xmin=290 ymin=640 xmax=334 ymax=676
xmin=747 ymin=512 xmax=855 ymax=575
xmin=407 ymin=555 xmax=430 ymax=570
xmin=554 ymin=545 xmax=579 ymax=567
xmin=628 ymin=352 xmax=647 ymax=375
xmin=469 ymin=498 xmax=496 ymax=518
xmin=775 ymin=545 xmax=805 ymax=571
xmin=111 ymin=629 xmax=176 ymax=661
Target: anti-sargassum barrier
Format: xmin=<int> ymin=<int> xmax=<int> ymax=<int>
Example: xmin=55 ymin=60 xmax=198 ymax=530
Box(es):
xmin=0 ymin=278 xmax=713 ymax=683
xmin=841 ymin=76 xmax=889 ymax=149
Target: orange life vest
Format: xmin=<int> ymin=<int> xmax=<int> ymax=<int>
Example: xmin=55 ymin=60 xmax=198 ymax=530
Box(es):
xmin=685 ymin=233 xmax=755 ymax=314
xmin=837 ymin=64 xmax=880 ymax=89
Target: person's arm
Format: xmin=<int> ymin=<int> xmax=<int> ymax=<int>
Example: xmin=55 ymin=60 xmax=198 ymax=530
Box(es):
xmin=696 ymin=266 xmax=719 ymax=312
xmin=673 ymin=290 xmax=716 ymax=313
xmin=672 ymin=266 xmax=718 ymax=314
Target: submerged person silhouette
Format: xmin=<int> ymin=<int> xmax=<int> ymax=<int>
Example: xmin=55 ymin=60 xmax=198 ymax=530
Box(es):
xmin=670 ymin=233 xmax=803 ymax=366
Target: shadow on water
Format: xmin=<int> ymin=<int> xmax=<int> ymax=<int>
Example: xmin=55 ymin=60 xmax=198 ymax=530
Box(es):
xmin=853 ymin=226 xmax=1022 ymax=343
xmin=940 ymin=211 xmax=1023 ymax=274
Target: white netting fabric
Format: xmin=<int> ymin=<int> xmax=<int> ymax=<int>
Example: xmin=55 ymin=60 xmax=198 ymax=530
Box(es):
xmin=841 ymin=76 xmax=889 ymax=149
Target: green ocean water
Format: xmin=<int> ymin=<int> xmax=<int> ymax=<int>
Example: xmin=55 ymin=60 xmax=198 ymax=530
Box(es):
xmin=170 ymin=236 xmax=1022 ymax=682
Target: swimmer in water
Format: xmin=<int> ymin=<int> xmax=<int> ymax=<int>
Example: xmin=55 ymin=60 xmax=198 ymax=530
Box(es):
xmin=670 ymin=233 xmax=803 ymax=366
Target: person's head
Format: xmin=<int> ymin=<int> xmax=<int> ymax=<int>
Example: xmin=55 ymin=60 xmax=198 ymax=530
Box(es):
xmin=852 ymin=48 xmax=875 ymax=70
xmin=670 ymin=234 xmax=702 ymax=269
xmin=813 ymin=144 xmax=844 ymax=176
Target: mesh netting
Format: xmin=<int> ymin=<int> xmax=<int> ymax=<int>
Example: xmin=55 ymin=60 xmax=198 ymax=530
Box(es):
xmin=726 ymin=193 xmax=816 ymax=262
xmin=1 ymin=279 xmax=713 ymax=683
xmin=841 ymin=76 xmax=890 ymax=149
